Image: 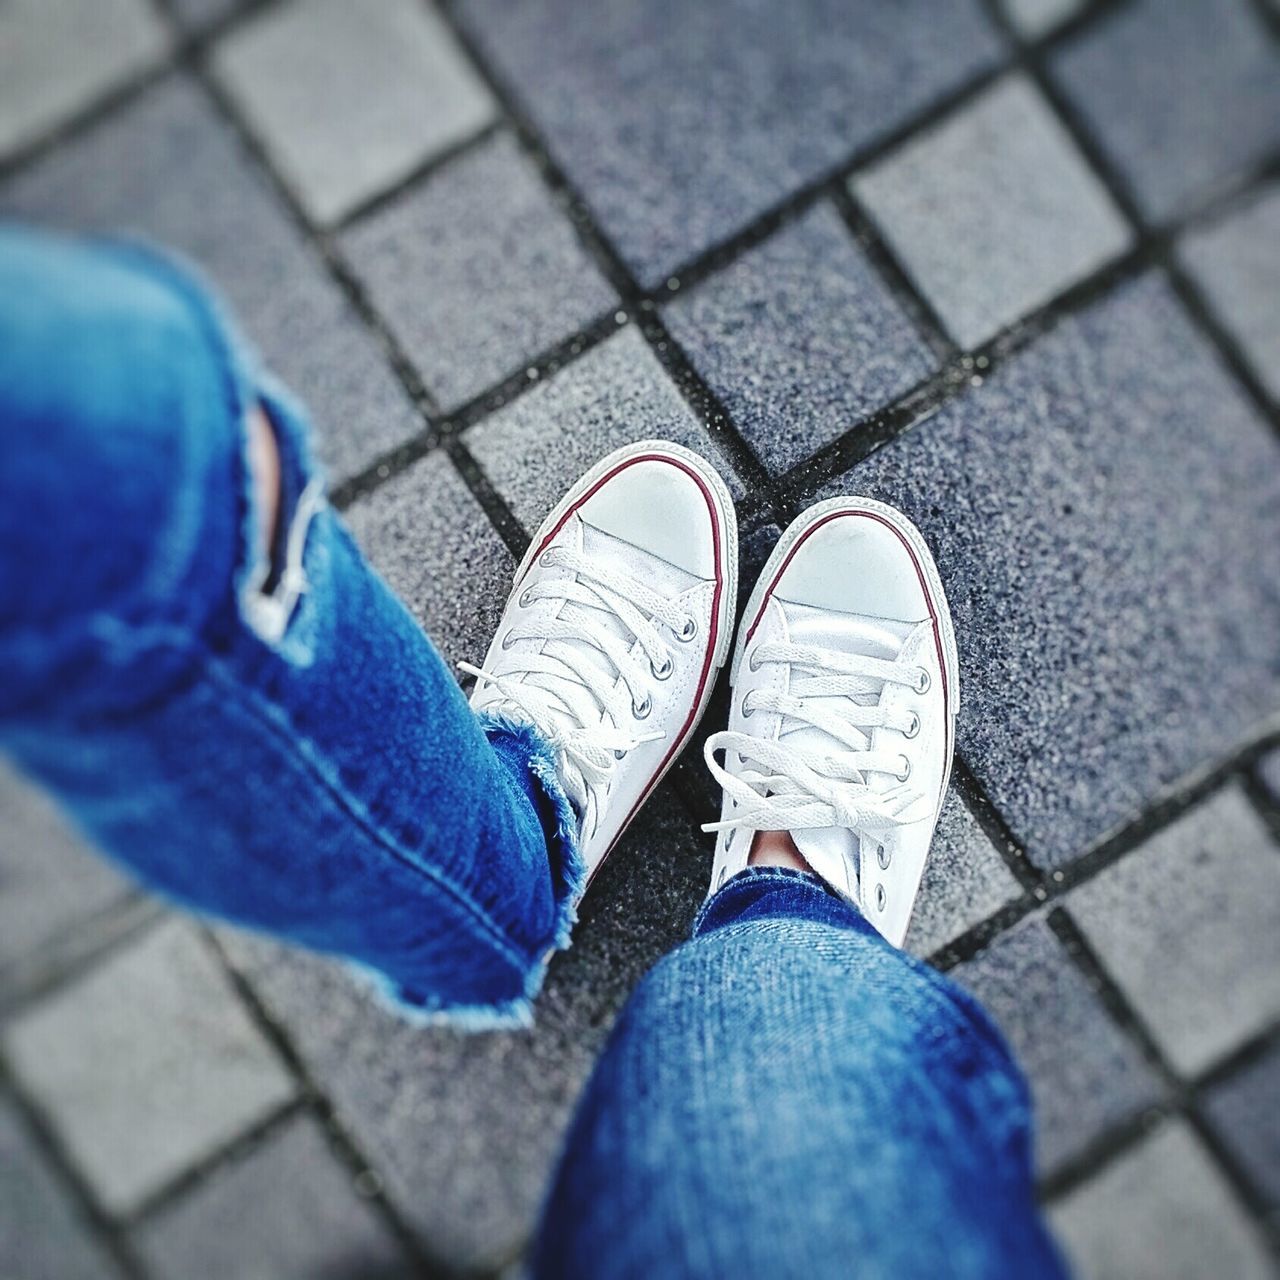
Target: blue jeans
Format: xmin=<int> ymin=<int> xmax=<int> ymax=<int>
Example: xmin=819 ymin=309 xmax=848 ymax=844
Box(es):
xmin=0 ymin=226 xmax=1065 ymax=1277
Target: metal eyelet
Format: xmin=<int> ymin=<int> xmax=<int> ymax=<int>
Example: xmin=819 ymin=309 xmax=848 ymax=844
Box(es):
xmin=913 ymin=668 xmax=931 ymax=695
xmin=539 ymin=549 xmax=555 ymax=568
xmin=741 ymin=697 xmax=754 ymax=719
xmin=500 ymin=633 xmax=515 ymax=650
xmin=748 ymin=650 xmax=762 ymax=672
xmin=652 ymin=655 xmax=673 ymax=680
xmin=875 ymin=884 xmax=887 ymax=911
xmin=633 ymin=693 xmax=652 ymax=720
xmin=519 ymin=588 xmax=535 ymax=608
xmin=904 ymin=712 xmax=920 ymax=739
xmin=677 ymin=616 xmax=698 ymax=642
xmin=876 ymin=842 xmax=891 ymax=870
xmin=896 ymin=755 xmax=911 ymax=782
xmin=613 ymin=748 xmax=627 ymax=760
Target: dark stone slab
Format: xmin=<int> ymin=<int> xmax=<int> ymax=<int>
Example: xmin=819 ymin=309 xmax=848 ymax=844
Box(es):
xmin=1069 ymin=787 xmax=1280 ymax=1077
xmin=1052 ymin=0 xmax=1280 ymax=223
xmin=824 ymin=273 xmax=1280 ymax=869
xmin=0 ymin=73 xmax=421 ymax=483
xmin=341 ymin=131 xmax=616 ymax=412
xmin=1203 ymin=1043 xmax=1280 ymax=1214
xmin=221 ymin=787 xmax=710 ymax=1272
xmin=455 ymin=0 xmax=1003 ymax=287
xmin=951 ymin=914 xmax=1163 ymax=1173
xmin=664 ymin=204 xmax=936 ymax=474
xmin=134 ymin=1114 xmax=410 ymax=1280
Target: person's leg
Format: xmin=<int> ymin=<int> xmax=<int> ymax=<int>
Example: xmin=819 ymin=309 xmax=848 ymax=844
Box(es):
xmin=533 ymin=868 xmax=1066 ymax=1279
xmin=0 ymin=224 xmax=579 ymax=1024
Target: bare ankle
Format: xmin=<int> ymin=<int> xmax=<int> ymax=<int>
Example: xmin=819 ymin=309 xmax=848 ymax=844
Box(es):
xmin=246 ymin=405 xmax=281 ymax=552
xmin=748 ymin=829 xmax=813 ymax=873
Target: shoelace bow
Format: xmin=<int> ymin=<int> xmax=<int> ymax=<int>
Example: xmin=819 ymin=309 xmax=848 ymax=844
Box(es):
xmin=703 ymin=640 xmax=930 ymax=837
xmin=460 ymin=545 xmax=694 ymax=816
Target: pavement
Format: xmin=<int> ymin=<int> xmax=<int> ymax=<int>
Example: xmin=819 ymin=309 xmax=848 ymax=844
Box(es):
xmin=1 ymin=0 xmax=1279 ymax=1277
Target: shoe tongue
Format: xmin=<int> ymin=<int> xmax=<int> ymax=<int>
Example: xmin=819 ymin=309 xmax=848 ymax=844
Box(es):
xmin=776 ymin=601 xmax=914 ymax=903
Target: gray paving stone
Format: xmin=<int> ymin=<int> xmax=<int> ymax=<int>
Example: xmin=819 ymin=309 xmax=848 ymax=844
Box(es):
xmin=1052 ymin=0 xmax=1280 ymax=223
xmin=1069 ymin=787 xmax=1280 ymax=1078
xmin=0 ymin=74 xmax=420 ymax=484
xmin=855 ymin=74 xmax=1130 ymax=347
xmin=344 ymin=451 xmax=514 ymax=670
xmin=0 ymin=1097 xmax=124 ymax=1280
xmin=134 ymin=1114 xmax=408 ymax=1280
xmin=220 ymin=787 xmax=710 ymax=1272
xmin=827 ymin=274 xmax=1280 ymax=869
xmin=0 ymin=760 xmax=132 ymax=974
xmin=456 ymin=0 xmax=1002 ymax=288
xmin=167 ymin=0 xmax=246 ymax=33
xmin=1180 ymin=183 xmax=1280 ymax=404
xmin=341 ymin=131 xmax=616 ymax=412
xmin=213 ymin=0 xmax=496 ymax=225
xmin=1259 ymin=749 xmax=1280 ymax=805
xmin=952 ymin=915 xmax=1163 ymax=1173
xmin=0 ymin=0 xmax=169 ymax=161
xmin=1000 ymin=0 xmax=1083 ymax=38
xmin=905 ymin=788 xmax=1022 ymax=958
xmin=664 ymin=204 xmax=936 ymax=474
xmin=1050 ymin=1121 xmax=1273 ymax=1280
xmin=1203 ymin=1043 xmax=1280 ymax=1213
xmin=3 ymin=920 xmax=296 ymax=1214
xmin=467 ymin=325 xmax=744 ymax=529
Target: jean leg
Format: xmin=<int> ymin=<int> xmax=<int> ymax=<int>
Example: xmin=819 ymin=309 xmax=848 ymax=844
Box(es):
xmin=0 ymin=225 xmax=581 ymax=1026
xmin=533 ymin=868 xmax=1067 ymax=1278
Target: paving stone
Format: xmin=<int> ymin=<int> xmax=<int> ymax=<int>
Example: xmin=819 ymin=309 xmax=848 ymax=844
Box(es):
xmin=134 ymin=1114 xmax=408 ymax=1280
xmin=3 ymin=920 xmax=296 ymax=1214
xmin=1069 ymin=787 xmax=1280 ymax=1078
xmin=220 ymin=787 xmax=710 ymax=1272
xmin=0 ymin=0 xmax=169 ymax=162
xmin=826 ymin=274 xmax=1280 ymax=869
xmin=167 ymin=0 xmax=247 ymax=33
xmin=904 ymin=788 xmax=1022 ymax=958
xmin=1203 ymin=1043 xmax=1280 ymax=1214
xmin=1050 ymin=1120 xmax=1273 ymax=1280
xmin=0 ymin=760 xmax=132 ymax=974
xmin=1000 ymin=0 xmax=1083 ymax=38
xmin=0 ymin=74 xmax=420 ymax=484
xmin=213 ymin=0 xmax=496 ymax=225
xmin=341 ymin=131 xmax=616 ymax=412
xmin=1258 ymin=749 xmax=1280 ymax=804
xmin=456 ymin=0 xmax=1002 ymax=289
xmin=952 ymin=915 xmax=1163 ymax=1173
xmin=664 ymin=204 xmax=936 ymax=474
xmin=855 ymin=74 xmax=1130 ymax=347
xmin=344 ymin=451 xmax=514 ymax=670
xmin=1180 ymin=182 xmax=1280 ymax=404
xmin=467 ymin=326 xmax=744 ymax=529
xmin=0 ymin=1097 xmax=124 ymax=1280
xmin=1052 ymin=0 xmax=1280 ymax=223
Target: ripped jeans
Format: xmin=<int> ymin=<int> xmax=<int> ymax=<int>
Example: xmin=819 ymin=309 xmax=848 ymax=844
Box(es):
xmin=0 ymin=227 xmax=1066 ymax=1278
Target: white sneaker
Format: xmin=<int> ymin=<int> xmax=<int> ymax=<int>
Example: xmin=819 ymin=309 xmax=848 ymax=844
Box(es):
xmin=465 ymin=441 xmax=738 ymax=886
xmin=703 ymin=496 xmax=959 ymax=947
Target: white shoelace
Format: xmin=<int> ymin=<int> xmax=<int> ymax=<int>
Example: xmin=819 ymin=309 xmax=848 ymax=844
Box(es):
xmin=461 ymin=545 xmax=694 ymax=817
xmin=703 ymin=641 xmax=930 ymax=837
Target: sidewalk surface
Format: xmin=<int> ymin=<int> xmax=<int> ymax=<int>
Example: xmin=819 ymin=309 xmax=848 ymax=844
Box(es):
xmin=2 ymin=1 xmax=1279 ymax=1277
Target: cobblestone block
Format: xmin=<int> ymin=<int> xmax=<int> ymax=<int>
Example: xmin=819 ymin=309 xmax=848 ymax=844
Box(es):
xmin=1000 ymin=0 xmax=1083 ymax=38
xmin=167 ymin=0 xmax=245 ymax=33
xmin=1203 ymin=1043 xmax=1280 ymax=1214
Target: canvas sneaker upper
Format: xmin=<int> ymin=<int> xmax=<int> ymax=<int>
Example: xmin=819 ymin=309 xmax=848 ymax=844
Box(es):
xmin=466 ymin=441 xmax=737 ymax=884
xmin=703 ymin=497 xmax=958 ymax=947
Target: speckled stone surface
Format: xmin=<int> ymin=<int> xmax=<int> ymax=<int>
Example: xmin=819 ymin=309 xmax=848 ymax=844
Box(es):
xmin=220 ymin=788 xmax=711 ymax=1272
xmin=341 ymin=131 xmax=616 ymax=412
xmin=904 ymin=788 xmax=1022 ymax=958
xmin=1050 ymin=1121 xmax=1274 ymax=1280
xmin=166 ymin=0 xmax=245 ymax=32
xmin=467 ymin=325 xmax=744 ymax=528
xmin=0 ymin=0 xmax=169 ymax=162
xmin=212 ymin=0 xmax=496 ymax=225
xmin=827 ymin=274 xmax=1280 ymax=869
xmin=0 ymin=74 xmax=421 ymax=484
xmin=1258 ymin=749 xmax=1280 ymax=804
xmin=1203 ymin=1044 xmax=1280 ymax=1214
xmin=133 ymin=1115 xmax=409 ymax=1280
xmin=3 ymin=921 xmax=296 ymax=1214
xmin=343 ymin=450 xmax=514 ymax=670
xmin=1069 ymin=787 xmax=1280 ymax=1077
xmin=855 ymin=74 xmax=1130 ymax=347
xmin=455 ymin=0 xmax=1002 ymax=288
xmin=1180 ymin=183 xmax=1280 ymax=403
xmin=664 ymin=204 xmax=936 ymax=474
xmin=1000 ymin=0 xmax=1083 ymax=38
xmin=1052 ymin=0 xmax=1280 ymax=223
xmin=0 ymin=1097 xmax=124 ymax=1280
xmin=951 ymin=914 xmax=1163 ymax=1173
